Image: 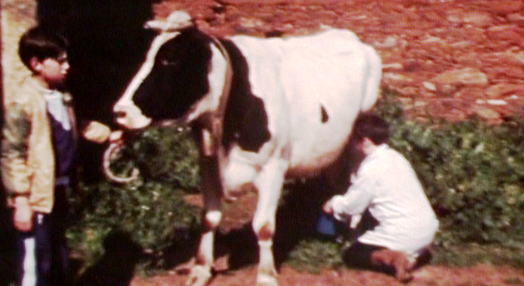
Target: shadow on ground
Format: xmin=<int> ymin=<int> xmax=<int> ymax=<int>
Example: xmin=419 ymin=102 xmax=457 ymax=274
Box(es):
xmin=159 ymin=175 xmax=355 ymax=275
xmin=74 ymin=230 xmax=144 ymax=286
xmin=158 ymin=135 xmax=365 ymax=275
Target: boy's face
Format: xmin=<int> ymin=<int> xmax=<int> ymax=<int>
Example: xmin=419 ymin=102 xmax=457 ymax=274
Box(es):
xmin=33 ymin=52 xmax=69 ymax=88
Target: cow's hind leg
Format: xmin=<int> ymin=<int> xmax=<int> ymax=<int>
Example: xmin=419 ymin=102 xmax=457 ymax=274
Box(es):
xmin=252 ymin=158 xmax=288 ymax=286
xmin=187 ymin=156 xmax=222 ymax=286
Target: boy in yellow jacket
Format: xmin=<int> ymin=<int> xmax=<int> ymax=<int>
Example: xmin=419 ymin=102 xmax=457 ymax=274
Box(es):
xmin=1 ymin=26 xmax=110 ymax=286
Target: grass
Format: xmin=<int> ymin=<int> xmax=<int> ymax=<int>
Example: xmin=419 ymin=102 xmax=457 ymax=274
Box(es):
xmin=285 ymin=238 xmax=524 ymax=274
xmin=432 ymin=243 xmax=524 ymax=268
xmin=285 ymin=239 xmax=345 ymax=274
xmin=505 ymin=277 xmax=524 ymax=285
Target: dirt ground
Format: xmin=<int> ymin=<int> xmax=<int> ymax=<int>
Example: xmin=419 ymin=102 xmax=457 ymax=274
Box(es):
xmin=124 ymin=193 xmax=524 ymax=286
xmin=3 ymin=0 xmax=524 ymax=285
xmin=130 ymin=264 xmax=524 ymax=286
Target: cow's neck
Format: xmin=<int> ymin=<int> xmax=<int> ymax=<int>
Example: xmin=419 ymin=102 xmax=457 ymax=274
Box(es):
xmin=191 ymin=34 xmax=270 ymax=158
xmin=215 ymin=38 xmax=271 ymax=154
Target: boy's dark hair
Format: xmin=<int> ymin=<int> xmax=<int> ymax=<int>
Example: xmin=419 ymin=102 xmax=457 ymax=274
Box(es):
xmin=352 ymin=113 xmax=390 ymax=145
xmin=18 ymin=26 xmax=68 ymax=72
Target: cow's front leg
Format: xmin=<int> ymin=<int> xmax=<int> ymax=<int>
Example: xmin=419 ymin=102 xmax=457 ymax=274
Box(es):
xmin=252 ymin=159 xmax=287 ymax=286
xmin=187 ymin=156 xmax=222 ymax=286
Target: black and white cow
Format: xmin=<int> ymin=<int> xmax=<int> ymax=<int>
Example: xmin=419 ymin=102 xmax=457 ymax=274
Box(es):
xmin=112 ymin=11 xmax=382 ymax=286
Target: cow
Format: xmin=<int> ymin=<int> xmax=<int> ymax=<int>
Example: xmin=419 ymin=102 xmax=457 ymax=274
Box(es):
xmin=110 ymin=11 xmax=382 ymax=286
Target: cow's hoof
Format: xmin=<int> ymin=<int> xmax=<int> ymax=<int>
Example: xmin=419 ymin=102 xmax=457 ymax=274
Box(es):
xmin=186 ymin=265 xmax=212 ymax=286
xmin=256 ymin=273 xmax=279 ymax=286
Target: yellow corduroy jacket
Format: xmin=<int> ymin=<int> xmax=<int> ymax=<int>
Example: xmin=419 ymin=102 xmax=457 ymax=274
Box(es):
xmin=1 ymin=76 xmax=76 ymax=213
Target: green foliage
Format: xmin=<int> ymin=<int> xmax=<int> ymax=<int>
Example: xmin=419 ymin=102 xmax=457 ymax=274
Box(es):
xmin=375 ymin=89 xmax=524 ymax=246
xmin=68 ymin=91 xmax=524 ymax=275
xmin=287 ymin=90 xmax=524 ymax=273
xmin=68 ymin=126 xmax=200 ymax=270
xmin=286 ymin=239 xmax=344 ymax=273
xmin=432 ymin=243 xmax=524 ymax=268
xmin=108 ymin=126 xmax=200 ymax=189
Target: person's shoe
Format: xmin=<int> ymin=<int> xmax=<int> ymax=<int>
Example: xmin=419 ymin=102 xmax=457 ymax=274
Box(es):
xmin=411 ymin=246 xmax=433 ymax=270
xmin=371 ymin=249 xmax=413 ymax=283
xmin=391 ymin=252 xmax=412 ymax=283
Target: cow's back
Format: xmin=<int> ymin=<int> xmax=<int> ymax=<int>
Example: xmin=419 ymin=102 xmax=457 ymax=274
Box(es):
xmin=231 ymin=29 xmax=380 ymax=177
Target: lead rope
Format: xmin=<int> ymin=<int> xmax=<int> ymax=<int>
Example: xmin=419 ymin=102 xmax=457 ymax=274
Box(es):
xmin=207 ymin=36 xmax=234 ymax=197
xmin=208 ymin=36 xmax=233 ymax=156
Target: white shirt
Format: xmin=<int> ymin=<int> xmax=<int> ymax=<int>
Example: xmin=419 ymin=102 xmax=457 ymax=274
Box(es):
xmin=331 ymin=144 xmax=439 ymax=256
xmin=42 ymin=88 xmax=71 ymax=131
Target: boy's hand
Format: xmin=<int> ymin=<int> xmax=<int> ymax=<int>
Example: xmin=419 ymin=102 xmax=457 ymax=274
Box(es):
xmin=13 ymin=197 xmax=33 ymax=232
xmin=322 ymin=198 xmax=334 ymax=214
xmin=83 ymin=121 xmax=111 ymax=143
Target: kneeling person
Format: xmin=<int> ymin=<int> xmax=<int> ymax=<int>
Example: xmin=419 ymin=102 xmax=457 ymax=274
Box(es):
xmin=322 ymin=113 xmax=438 ymax=282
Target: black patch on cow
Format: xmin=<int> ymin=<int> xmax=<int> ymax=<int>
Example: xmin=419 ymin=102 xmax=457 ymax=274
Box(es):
xmin=132 ymin=27 xmax=213 ymax=120
xmin=320 ymin=105 xmax=329 ymax=123
xmin=219 ymin=39 xmax=271 ymax=153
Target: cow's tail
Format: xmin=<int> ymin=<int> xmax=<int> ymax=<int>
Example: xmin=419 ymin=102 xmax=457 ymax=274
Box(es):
xmin=360 ymin=45 xmax=382 ymax=112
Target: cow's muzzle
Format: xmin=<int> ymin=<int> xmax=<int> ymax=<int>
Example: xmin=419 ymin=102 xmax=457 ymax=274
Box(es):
xmin=113 ymin=102 xmax=152 ymax=130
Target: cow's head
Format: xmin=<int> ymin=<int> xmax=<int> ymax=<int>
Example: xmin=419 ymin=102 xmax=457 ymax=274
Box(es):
xmin=113 ymin=11 xmax=214 ymax=129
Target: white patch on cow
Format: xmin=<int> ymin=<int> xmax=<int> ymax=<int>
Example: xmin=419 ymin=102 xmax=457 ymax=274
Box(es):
xmin=257 ymin=240 xmax=277 ymax=286
xmin=221 ymin=137 xmax=283 ymax=195
xmin=205 ymin=210 xmax=222 ymax=227
xmin=222 ymin=148 xmax=260 ymax=197
xmin=229 ymin=29 xmax=381 ymax=177
xmin=114 ymin=32 xmax=180 ymax=129
xmin=184 ymin=44 xmax=227 ymax=123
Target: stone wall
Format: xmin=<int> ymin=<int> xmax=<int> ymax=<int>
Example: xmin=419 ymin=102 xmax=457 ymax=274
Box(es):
xmin=4 ymin=0 xmax=524 ymax=124
xmin=156 ymin=0 xmax=524 ymax=124
xmin=1 ymin=0 xmax=36 ymax=98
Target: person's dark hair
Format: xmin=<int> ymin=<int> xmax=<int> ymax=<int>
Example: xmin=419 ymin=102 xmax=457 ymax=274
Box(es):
xmin=352 ymin=113 xmax=390 ymax=145
xmin=18 ymin=26 xmax=68 ymax=72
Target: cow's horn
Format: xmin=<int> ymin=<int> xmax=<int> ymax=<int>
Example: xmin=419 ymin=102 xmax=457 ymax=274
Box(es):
xmin=102 ymin=141 xmax=140 ymax=184
xmin=144 ymin=11 xmax=193 ymax=32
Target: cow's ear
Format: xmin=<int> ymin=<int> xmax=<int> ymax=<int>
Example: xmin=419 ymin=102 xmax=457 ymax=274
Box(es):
xmin=144 ymin=19 xmax=166 ymax=31
xmin=144 ymin=11 xmax=193 ymax=32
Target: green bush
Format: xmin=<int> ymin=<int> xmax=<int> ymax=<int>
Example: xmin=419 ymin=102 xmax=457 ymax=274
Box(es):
xmin=68 ymin=126 xmax=201 ymax=271
xmin=286 ymin=239 xmax=344 ymax=273
xmin=287 ymin=90 xmax=524 ymax=272
xmin=376 ymin=89 xmax=524 ymax=246
xmin=68 ymin=90 xmax=524 ymax=274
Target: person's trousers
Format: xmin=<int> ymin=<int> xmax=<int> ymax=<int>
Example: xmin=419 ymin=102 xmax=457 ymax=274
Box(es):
xmin=343 ymin=241 xmax=396 ymax=276
xmin=16 ymin=186 xmax=70 ymax=286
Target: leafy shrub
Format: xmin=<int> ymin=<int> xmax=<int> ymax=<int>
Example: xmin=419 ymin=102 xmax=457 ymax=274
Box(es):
xmin=431 ymin=243 xmax=524 ymax=268
xmin=376 ymin=89 xmax=524 ymax=246
xmin=286 ymin=239 xmax=344 ymax=273
xmin=68 ymin=126 xmax=201 ymax=270
xmin=68 ymin=90 xmax=524 ymax=275
xmin=287 ymin=90 xmax=524 ymax=272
